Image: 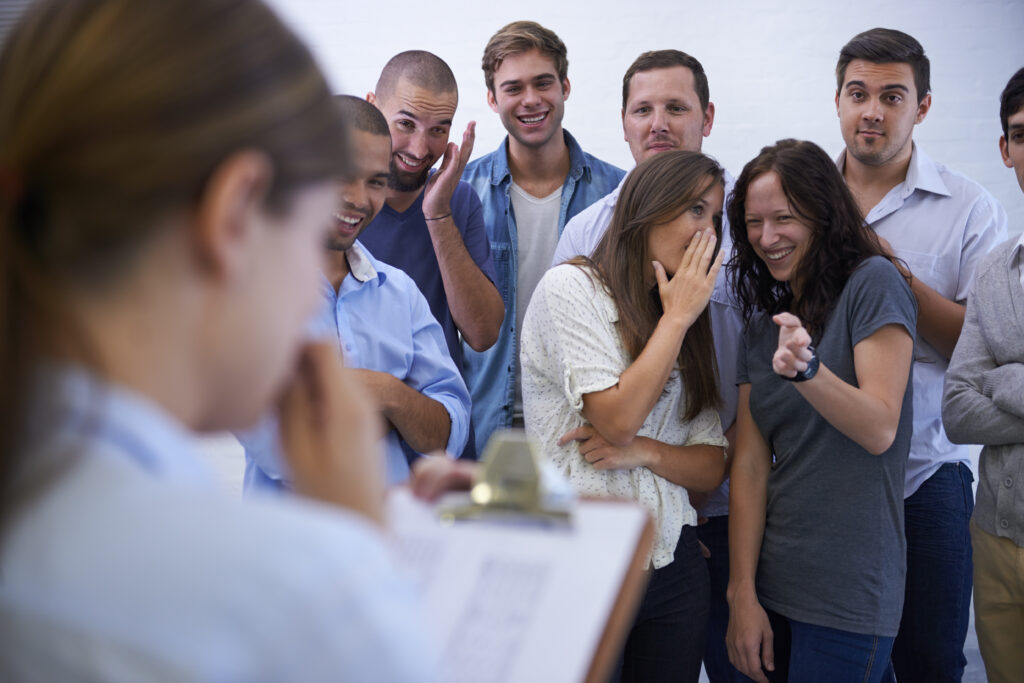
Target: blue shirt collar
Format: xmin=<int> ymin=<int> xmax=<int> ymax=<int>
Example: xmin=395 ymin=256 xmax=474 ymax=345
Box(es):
xmin=487 ymin=129 xmax=592 ymax=186
xmin=319 ymin=241 xmax=387 ymax=299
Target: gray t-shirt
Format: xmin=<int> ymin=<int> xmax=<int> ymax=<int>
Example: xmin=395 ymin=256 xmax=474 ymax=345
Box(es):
xmin=737 ymin=256 xmax=917 ymax=637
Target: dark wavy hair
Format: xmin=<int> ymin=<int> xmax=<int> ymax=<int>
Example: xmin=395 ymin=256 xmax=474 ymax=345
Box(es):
xmin=727 ymin=139 xmax=896 ymax=336
xmin=575 ymin=150 xmax=723 ymax=420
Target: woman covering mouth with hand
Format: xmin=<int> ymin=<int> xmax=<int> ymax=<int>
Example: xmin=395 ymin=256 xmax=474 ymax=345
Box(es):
xmin=521 ymin=150 xmax=731 ymax=683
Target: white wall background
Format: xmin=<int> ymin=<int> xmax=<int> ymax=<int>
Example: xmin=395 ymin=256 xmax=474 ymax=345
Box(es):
xmin=267 ymin=0 xmax=1024 ymax=234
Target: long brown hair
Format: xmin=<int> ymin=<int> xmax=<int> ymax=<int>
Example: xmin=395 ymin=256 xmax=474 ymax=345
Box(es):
xmin=578 ymin=150 xmax=723 ymax=420
xmin=0 ymin=0 xmax=347 ymax=512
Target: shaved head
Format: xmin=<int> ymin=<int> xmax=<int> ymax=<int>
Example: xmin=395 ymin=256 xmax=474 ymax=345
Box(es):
xmin=375 ymin=50 xmax=458 ymax=103
xmin=334 ymin=94 xmax=390 ymax=137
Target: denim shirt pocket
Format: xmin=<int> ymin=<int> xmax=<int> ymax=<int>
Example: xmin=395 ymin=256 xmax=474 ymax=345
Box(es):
xmin=490 ymin=242 xmax=515 ymax=307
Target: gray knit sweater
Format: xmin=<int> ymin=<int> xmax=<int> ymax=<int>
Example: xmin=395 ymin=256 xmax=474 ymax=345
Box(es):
xmin=943 ymin=237 xmax=1024 ymax=547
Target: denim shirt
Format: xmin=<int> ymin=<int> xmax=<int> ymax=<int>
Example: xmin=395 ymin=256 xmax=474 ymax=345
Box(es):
xmin=462 ymin=130 xmax=625 ymax=455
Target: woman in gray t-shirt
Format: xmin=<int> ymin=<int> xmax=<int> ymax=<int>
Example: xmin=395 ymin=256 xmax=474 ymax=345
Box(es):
xmin=723 ymin=140 xmax=917 ymax=683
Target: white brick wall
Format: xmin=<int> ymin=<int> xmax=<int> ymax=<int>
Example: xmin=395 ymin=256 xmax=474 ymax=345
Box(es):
xmin=268 ymin=0 xmax=1024 ymax=234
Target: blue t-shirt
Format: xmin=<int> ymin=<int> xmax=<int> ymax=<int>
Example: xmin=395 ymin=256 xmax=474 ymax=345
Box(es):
xmin=360 ymin=181 xmax=496 ymax=372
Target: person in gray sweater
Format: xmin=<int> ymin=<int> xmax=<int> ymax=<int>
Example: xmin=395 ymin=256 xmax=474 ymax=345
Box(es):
xmin=941 ymin=66 xmax=1024 ymax=683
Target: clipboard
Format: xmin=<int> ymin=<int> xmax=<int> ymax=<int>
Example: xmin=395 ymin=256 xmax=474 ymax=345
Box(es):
xmin=387 ymin=431 xmax=654 ymax=683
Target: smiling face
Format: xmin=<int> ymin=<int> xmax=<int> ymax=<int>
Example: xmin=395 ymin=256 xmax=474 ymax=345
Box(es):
xmin=373 ymin=78 xmax=456 ymax=192
xmin=836 ymin=59 xmax=931 ymax=169
xmin=487 ymin=48 xmax=569 ymax=151
xmin=330 ymin=129 xmax=390 ymax=252
xmin=622 ymin=66 xmax=713 ymax=164
xmin=744 ymin=171 xmax=814 ymax=285
xmin=646 ymin=177 xmax=723 ymax=278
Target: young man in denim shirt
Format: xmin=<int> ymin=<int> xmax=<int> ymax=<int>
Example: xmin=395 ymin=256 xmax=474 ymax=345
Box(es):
xmin=462 ymin=21 xmax=624 ymax=455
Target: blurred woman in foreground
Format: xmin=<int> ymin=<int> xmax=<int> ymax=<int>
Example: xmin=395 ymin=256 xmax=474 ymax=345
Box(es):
xmin=0 ymin=1 xmax=433 ymax=679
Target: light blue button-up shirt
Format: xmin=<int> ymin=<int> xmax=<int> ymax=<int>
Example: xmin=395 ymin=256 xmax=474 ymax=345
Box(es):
xmin=837 ymin=144 xmax=1007 ymax=497
xmin=1 ymin=365 xmax=438 ymax=682
xmin=462 ymin=130 xmax=625 ymax=456
xmin=243 ymin=242 xmax=471 ymax=487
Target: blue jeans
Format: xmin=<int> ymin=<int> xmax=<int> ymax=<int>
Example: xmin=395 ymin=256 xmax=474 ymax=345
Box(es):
xmin=765 ymin=610 xmax=894 ymax=683
xmin=696 ymin=516 xmax=754 ymax=682
xmin=611 ymin=525 xmax=709 ymax=683
xmin=885 ymin=462 xmax=974 ymax=682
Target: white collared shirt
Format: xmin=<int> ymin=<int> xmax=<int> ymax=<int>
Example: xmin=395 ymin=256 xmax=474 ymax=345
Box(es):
xmin=837 ymin=144 xmax=1008 ymax=497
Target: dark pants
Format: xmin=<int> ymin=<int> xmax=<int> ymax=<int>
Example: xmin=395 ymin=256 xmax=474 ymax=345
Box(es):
xmin=611 ymin=525 xmax=709 ymax=683
xmin=696 ymin=515 xmax=753 ymax=682
xmin=884 ymin=462 xmax=975 ymax=682
xmin=764 ymin=609 xmax=895 ymax=683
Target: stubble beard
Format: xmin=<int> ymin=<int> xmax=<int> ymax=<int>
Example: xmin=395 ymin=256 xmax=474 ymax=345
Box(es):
xmin=387 ymin=158 xmax=430 ymax=193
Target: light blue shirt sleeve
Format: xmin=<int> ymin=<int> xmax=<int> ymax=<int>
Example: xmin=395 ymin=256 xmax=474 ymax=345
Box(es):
xmin=242 ymin=253 xmax=470 ymax=490
xmin=399 ymin=273 xmax=471 ymax=457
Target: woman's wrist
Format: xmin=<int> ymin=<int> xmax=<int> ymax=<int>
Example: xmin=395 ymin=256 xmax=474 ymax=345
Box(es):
xmin=726 ymin=580 xmax=759 ymax=607
xmin=657 ymin=310 xmax=691 ymax=337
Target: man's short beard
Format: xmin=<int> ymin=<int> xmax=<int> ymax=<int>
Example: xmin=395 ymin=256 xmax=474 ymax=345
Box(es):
xmin=325 ymin=235 xmax=352 ymax=252
xmin=387 ymin=158 xmax=430 ymax=192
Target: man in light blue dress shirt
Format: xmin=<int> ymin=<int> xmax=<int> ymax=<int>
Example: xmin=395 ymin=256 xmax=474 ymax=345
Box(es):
xmin=244 ymin=96 xmax=471 ymax=487
xmin=833 ymin=29 xmax=1007 ymax=683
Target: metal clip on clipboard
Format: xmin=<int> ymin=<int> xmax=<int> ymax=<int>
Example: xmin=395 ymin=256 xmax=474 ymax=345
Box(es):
xmin=438 ymin=429 xmax=572 ymax=527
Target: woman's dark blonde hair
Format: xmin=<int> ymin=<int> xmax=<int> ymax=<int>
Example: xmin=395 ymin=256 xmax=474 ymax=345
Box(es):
xmin=0 ymin=0 xmax=348 ymax=510
xmin=579 ymin=150 xmax=723 ymax=420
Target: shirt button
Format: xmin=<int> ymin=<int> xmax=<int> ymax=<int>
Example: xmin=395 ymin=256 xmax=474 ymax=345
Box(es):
xmin=1005 ymin=477 xmax=1014 ymax=488
xmin=1000 ymin=519 xmax=1010 ymax=529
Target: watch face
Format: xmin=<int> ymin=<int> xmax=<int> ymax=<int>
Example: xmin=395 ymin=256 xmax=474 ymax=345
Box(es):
xmin=783 ymin=348 xmax=818 ymax=383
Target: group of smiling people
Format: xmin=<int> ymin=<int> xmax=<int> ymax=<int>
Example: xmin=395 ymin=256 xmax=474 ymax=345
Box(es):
xmin=1 ymin=1 xmax=1021 ymax=682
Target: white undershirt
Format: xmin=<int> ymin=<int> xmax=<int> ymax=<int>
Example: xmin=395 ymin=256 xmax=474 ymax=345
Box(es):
xmin=510 ymin=181 xmax=563 ymax=421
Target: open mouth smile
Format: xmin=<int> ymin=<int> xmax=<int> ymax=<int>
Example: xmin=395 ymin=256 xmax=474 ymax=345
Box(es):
xmin=334 ymin=212 xmax=365 ymax=235
xmin=517 ymin=111 xmax=549 ymax=126
xmin=395 ymin=152 xmax=427 ymax=171
xmin=763 ymin=247 xmax=794 ymax=262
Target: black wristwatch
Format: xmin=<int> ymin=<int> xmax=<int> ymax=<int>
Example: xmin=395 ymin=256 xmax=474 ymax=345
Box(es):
xmin=783 ymin=345 xmax=819 ymax=382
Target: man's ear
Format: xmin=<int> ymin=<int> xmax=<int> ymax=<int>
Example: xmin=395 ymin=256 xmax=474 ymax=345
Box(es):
xmin=702 ymin=101 xmax=716 ymax=138
xmin=1000 ymin=135 xmax=1013 ymax=168
xmin=562 ymin=77 xmax=571 ymax=101
xmin=191 ymin=150 xmax=274 ymax=280
xmin=914 ymin=92 xmax=932 ymax=125
xmin=486 ymin=88 xmax=499 ymax=113
xmin=367 ymin=91 xmax=377 ymax=107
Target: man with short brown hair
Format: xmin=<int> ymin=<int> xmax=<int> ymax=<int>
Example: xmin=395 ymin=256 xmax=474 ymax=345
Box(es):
xmin=463 ymin=21 xmax=623 ymax=454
